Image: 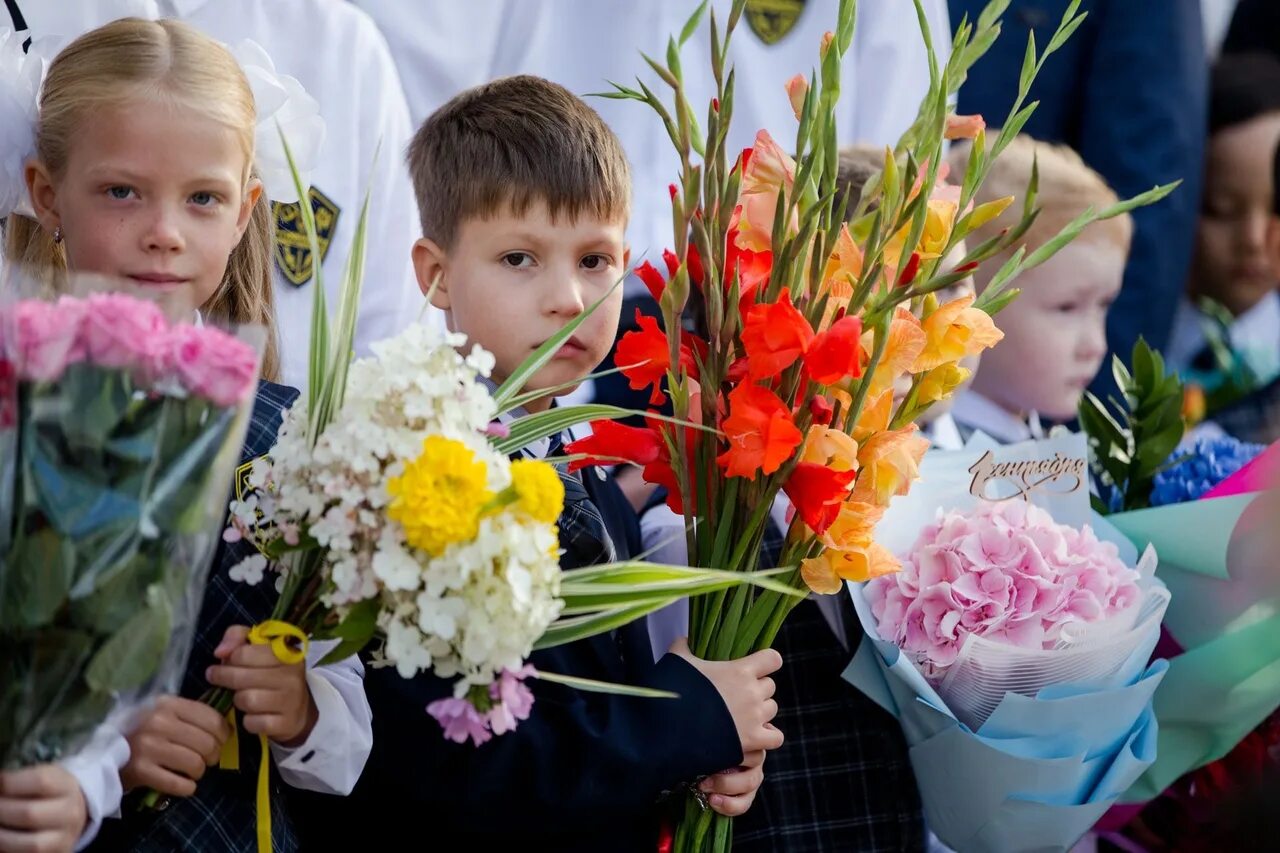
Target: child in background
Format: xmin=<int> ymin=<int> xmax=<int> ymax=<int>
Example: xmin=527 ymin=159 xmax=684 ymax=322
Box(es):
xmin=948 ymin=135 xmax=1132 ymax=442
xmin=1169 ymin=54 xmax=1280 ymax=405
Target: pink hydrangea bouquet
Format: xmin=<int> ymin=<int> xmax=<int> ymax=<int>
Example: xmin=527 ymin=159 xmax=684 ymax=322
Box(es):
xmin=867 ymin=500 xmax=1143 ymax=683
xmin=0 ymin=288 xmax=262 ymax=768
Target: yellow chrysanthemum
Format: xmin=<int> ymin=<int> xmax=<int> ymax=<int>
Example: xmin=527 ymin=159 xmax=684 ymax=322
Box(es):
xmin=510 ymin=460 xmax=565 ymax=524
xmin=387 ymin=436 xmax=492 ymax=555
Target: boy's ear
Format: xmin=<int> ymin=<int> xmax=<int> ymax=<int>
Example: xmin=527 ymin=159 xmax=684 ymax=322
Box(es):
xmin=412 ymin=237 xmax=450 ymax=310
xmin=24 ymin=159 xmax=60 ymax=234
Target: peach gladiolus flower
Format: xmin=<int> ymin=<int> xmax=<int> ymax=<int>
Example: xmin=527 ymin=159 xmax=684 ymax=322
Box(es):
xmin=911 ymin=293 xmax=1004 ymax=373
xmin=734 ymin=130 xmax=798 ymax=253
xmin=853 ymin=424 xmax=930 ymax=506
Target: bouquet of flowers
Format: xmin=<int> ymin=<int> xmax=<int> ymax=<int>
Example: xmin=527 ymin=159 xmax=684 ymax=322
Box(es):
xmin=1081 ymin=343 xmax=1280 ymax=815
xmin=565 ymin=1 xmax=1175 ymax=847
xmin=846 ymin=431 xmax=1168 ymax=852
xmin=0 ymin=281 xmax=263 ymax=769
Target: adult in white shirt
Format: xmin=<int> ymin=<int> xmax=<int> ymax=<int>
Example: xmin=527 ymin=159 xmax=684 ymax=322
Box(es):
xmin=12 ymin=0 xmax=430 ymax=393
xmin=355 ymin=0 xmax=949 ymax=282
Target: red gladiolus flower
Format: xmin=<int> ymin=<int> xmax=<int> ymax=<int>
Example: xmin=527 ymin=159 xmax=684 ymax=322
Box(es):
xmin=717 ymin=384 xmax=803 ymax=478
xmin=687 ymin=243 xmax=705 ymax=287
xmin=635 ymin=261 xmax=667 ymax=303
xmin=566 ymin=420 xmax=665 ymax=471
xmin=784 ymin=462 xmax=857 ymax=534
xmin=897 ymin=251 xmax=921 ymax=287
xmin=663 ymin=248 xmax=680 ymax=278
xmin=741 ymin=289 xmax=815 ymax=380
xmin=803 ymin=315 xmax=864 ymax=385
xmin=808 ymin=396 xmax=834 ymax=426
xmin=615 ymin=311 xmax=672 ymax=406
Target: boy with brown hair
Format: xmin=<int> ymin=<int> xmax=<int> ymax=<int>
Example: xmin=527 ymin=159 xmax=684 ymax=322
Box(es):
xmin=295 ymin=75 xmax=784 ymax=852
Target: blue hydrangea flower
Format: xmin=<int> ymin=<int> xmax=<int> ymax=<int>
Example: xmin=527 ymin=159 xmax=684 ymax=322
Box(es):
xmin=1150 ymin=436 xmax=1265 ymax=507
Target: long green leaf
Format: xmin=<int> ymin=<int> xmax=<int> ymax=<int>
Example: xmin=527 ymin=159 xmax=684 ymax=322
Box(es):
xmin=534 ymin=670 xmax=677 ymax=699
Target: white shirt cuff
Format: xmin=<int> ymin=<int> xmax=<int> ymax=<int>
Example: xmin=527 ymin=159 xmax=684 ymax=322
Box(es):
xmin=58 ymin=725 xmax=130 ymax=851
xmin=269 ymin=644 xmax=372 ymax=796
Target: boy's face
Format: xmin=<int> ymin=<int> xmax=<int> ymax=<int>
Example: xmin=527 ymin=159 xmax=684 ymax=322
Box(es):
xmin=415 ymin=199 xmax=627 ymax=411
xmin=1192 ymin=113 xmax=1280 ymax=316
xmin=970 ymin=240 xmax=1123 ymax=422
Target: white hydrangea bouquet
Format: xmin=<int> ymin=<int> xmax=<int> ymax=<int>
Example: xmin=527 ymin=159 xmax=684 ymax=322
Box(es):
xmin=226 ymin=142 xmax=794 ymax=744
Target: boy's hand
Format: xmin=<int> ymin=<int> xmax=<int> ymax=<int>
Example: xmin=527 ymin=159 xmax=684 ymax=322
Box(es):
xmin=121 ymin=695 xmax=231 ymax=797
xmin=0 ymin=763 xmax=87 ymax=853
xmin=669 ymin=638 xmax=785 ymax=755
xmin=700 ymin=749 xmax=766 ymax=818
xmin=205 ymin=626 xmax=317 ymax=747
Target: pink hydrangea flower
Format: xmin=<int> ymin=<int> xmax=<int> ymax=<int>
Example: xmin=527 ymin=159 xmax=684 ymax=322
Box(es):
xmin=167 ymin=323 xmax=258 ymax=406
xmin=866 ymin=501 xmax=1141 ymax=681
xmin=427 ymin=696 xmax=492 ymax=746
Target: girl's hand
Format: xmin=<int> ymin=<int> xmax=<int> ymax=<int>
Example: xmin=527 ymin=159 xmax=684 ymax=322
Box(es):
xmin=0 ymin=763 xmax=88 ymax=853
xmin=120 ymin=696 xmax=231 ymax=797
xmin=205 ymin=626 xmax=318 ymax=747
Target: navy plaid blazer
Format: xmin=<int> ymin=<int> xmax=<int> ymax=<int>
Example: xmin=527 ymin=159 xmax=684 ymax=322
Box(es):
xmin=91 ymin=380 xmax=302 ymax=853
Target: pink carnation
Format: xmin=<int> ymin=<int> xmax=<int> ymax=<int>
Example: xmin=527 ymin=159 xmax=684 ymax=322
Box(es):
xmin=167 ymin=324 xmax=258 ymax=407
xmin=427 ymin=696 xmax=493 ymax=746
xmin=866 ymin=501 xmax=1141 ymax=680
xmin=7 ymin=297 xmax=87 ymax=382
xmin=82 ymin=292 xmax=169 ymax=378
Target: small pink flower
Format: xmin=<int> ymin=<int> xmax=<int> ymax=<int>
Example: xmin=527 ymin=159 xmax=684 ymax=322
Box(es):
xmin=484 ymin=421 xmax=510 ymax=439
xmin=82 ymin=292 xmax=168 ymax=377
xmin=427 ymin=696 xmax=492 ymax=746
xmin=8 ymin=297 xmax=87 ymax=382
xmin=167 ymin=324 xmax=258 ymax=407
xmin=785 ymin=73 xmax=808 ymax=121
xmin=487 ymin=665 xmax=537 ymax=736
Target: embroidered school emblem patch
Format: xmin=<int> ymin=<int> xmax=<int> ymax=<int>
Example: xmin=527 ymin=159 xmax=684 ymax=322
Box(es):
xmin=745 ymin=0 xmax=807 ymax=45
xmin=273 ymin=186 xmax=340 ymax=287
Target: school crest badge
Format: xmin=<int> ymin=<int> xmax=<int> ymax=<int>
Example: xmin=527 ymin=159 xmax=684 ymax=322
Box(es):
xmin=273 ymin=186 xmax=340 ymax=287
xmin=745 ymin=0 xmax=807 ymax=45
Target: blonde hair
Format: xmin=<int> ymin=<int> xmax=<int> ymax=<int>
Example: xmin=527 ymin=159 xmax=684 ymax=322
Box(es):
xmin=949 ymin=135 xmax=1132 ymax=267
xmin=2 ymin=18 xmax=279 ymax=380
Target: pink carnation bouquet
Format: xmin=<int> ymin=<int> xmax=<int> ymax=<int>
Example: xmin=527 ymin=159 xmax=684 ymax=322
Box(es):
xmin=0 ymin=287 xmax=262 ymax=768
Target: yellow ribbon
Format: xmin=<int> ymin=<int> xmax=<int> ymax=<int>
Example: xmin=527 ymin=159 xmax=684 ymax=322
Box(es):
xmin=215 ymin=620 xmax=309 ymax=853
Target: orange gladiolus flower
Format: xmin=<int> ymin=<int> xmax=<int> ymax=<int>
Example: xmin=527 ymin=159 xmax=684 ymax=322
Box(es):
xmin=819 ymin=224 xmax=864 ymax=329
xmin=734 ymin=130 xmax=798 ymax=253
xmin=944 ymin=113 xmax=986 ymax=140
xmin=911 ymin=293 xmax=1005 ymax=373
xmin=741 ymin=289 xmax=815 ymax=380
xmin=851 ymin=390 xmax=893 ymax=444
xmin=863 ymin=307 xmax=926 ymax=397
xmin=616 ymin=311 xmax=672 ymax=406
xmin=566 ymin=420 xmax=664 ymax=471
xmin=783 ymin=462 xmax=856 ymax=534
xmin=801 ymin=542 xmax=900 ymax=593
xmin=804 ymin=315 xmax=864 ymax=385
xmin=717 ymin=384 xmax=803 ymax=478
xmin=853 ymin=425 xmax=930 ymax=506
xmin=820 ymin=500 xmax=886 ymax=550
